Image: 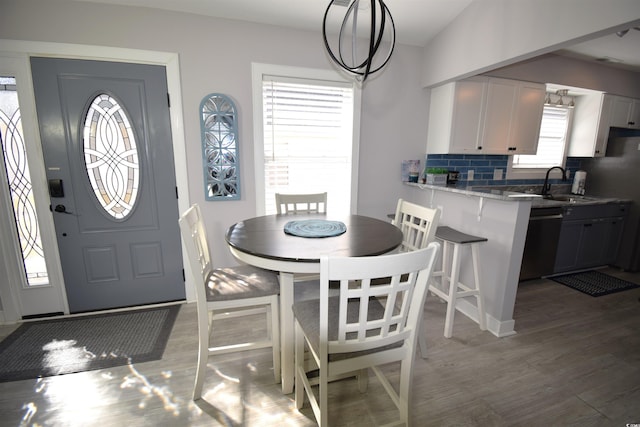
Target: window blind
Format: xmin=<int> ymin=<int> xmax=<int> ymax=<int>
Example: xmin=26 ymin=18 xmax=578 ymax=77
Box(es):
xmin=262 ymin=76 xmax=354 ymax=215
xmin=513 ymin=105 xmax=571 ymax=169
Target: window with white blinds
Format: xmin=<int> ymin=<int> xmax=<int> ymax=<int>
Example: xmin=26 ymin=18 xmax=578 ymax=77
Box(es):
xmin=261 ymin=75 xmax=355 ymax=215
xmin=512 ymin=105 xmax=572 ymax=169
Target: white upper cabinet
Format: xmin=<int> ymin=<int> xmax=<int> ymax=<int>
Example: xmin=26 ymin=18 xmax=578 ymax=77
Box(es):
xmin=509 ymin=81 xmax=548 ymax=154
xmin=426 ymin=77 xmax=545 ymax=155
xmin=426 ymin=77 xmax=487 ymax=154
xmin=481 ymin=78 xmax=517 ymax=153
xmin=569 ymin=93 xmax=640 ymax=158
xmin=609 ymin=95 xmax=640 ymax=129
xmin=567 ymin=92 xmax=612 ymax=158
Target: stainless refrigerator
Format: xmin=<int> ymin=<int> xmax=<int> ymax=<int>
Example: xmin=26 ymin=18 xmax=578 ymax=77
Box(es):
xmin=581 ymin=128 xmax=640 ymax=271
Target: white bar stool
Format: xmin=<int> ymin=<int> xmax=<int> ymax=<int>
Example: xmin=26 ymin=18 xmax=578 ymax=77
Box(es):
xmin=429 ymin=226 xmax=487 ymax=338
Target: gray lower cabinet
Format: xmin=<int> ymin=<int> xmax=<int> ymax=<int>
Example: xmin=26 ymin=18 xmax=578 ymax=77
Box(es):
xmin=554 ymin=203 xmax=629 ymax=273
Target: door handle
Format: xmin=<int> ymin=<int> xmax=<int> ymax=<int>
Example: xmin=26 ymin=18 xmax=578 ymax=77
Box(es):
xmin=53 ymin=204 xmax=73 ymax=215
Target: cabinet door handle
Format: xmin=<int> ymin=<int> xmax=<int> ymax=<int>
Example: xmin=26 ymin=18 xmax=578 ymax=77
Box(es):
xmin=530 ymin=214 xmax=564 ymax=221
xmin=477 ymin=146 xmax=482 ymax=150
xmin=584 ymin=223 xmax=593 ymax=227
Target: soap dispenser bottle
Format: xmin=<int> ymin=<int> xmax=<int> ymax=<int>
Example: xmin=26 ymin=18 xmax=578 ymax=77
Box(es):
xmin=571 ymin=170 xmax=587 ymax=195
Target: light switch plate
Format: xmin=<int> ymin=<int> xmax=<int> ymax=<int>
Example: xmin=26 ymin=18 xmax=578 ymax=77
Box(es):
xmin=493 ymin=169 xmax=503 ymax=180
xmin=467 ymin=170 xmax=474 ymax=180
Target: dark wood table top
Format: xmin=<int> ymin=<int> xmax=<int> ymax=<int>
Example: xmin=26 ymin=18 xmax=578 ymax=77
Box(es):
xmin=226 ymin=214 xmax=403 ymax=263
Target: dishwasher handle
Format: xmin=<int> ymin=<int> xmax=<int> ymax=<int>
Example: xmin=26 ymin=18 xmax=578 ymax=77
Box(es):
xmin=529 ymin=214 xmax=563 ymax=221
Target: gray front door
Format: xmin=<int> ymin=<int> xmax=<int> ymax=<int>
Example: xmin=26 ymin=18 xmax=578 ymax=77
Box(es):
xmin=31 ymin=58 xmax=185 ymax=313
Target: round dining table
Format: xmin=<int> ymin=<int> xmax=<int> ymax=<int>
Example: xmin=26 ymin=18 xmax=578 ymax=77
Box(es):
xmin=226 ymin=213 xmax=403 ymax=394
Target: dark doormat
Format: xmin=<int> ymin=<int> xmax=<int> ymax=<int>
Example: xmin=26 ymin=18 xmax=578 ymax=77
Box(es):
xmin=551 ymin=270 xmax=640 ymax=297
xmin=0 ymin=304 xmax=180 ymax=383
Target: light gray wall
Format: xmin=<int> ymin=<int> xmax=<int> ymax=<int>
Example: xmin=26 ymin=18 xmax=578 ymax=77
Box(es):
xmin=485 ymin=53 xmax=640 ymax=98
xmin=421 ymin=0 xmax=640 ymax=87
xmin=0 ymin=0 xmax=427 ymax=268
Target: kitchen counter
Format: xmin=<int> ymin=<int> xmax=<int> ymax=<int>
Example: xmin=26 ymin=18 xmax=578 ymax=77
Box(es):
xmin=405 ymin=182 xmax=532 ymax=337
xmin=406 ymin=182 xmax=541 ymax=202
xmin=404 ymin=182 xmax=630 ymax=337
xmin=406 ymin=182 xmax=627 ymax=207
xmin=530 ymin=195 xmax=627 ymax=208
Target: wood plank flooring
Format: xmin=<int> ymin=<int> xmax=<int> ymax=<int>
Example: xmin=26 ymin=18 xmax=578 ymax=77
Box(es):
xmin=1 ymin=267 xmax=639 ymax=426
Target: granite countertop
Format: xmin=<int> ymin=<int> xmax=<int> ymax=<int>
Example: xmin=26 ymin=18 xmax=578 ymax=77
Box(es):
xmin=405 ymin=182 xmax=627 ymax=207
xmin=405 ymin=182 xmax=536 ymax=201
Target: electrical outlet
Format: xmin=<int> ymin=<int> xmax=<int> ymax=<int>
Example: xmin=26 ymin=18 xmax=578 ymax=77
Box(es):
xmin=467 ymin=170 xmax=474 ymax=180
xmin=493 ymin=169 xmax=503 ymax=180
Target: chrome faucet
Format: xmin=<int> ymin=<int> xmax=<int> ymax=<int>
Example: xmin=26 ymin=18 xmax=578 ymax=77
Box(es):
xmin=541 ymin=166 xmax=567 ymax=197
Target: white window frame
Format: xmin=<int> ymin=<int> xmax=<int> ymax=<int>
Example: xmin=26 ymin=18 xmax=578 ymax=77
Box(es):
xmin=507 ymin=104 xmax=574 ymax=180
xmin=251 ymin=63 xmax=362 ymax=215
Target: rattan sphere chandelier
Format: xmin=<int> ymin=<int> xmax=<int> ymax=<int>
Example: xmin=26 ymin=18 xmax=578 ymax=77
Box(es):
xmin=322 ymin=0 xmax=396 ymax=83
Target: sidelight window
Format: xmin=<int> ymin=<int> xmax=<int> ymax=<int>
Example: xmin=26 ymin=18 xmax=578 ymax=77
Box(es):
xmin=0 ymin=76 xmax=48 ymax=285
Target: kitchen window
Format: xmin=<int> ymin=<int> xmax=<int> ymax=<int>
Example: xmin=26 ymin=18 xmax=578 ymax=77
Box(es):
xmin=508 ymin=104 xmax=573 ymax=178
xmin=251 ymin=64 xmax=361 ymax=215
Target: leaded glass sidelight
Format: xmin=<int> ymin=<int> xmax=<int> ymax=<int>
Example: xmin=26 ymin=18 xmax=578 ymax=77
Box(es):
xmin=83 ymin=93 xmax=140 ymax=219
xmin=0 ymin=76 xmax=49 ymax=285
xmin=200 ymin=93 xmax=240 ymax=200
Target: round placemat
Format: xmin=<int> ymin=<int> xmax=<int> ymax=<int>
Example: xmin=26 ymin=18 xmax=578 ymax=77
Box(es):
xmin=283 ymin=219 xmax=347 ymax=238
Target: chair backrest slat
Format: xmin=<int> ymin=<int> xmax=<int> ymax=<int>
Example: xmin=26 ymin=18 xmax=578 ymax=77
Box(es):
xmin=392 ymin=199 xmax=440 ymax=252
xmin=322 ymin=243 xmax=439 ymax=354
xmin=275 ymin=192 xmax=327 ymax=214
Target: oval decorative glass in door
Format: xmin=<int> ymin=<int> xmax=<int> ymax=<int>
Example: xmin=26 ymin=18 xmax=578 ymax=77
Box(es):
xmin=83 ymin=93 xmax=140 ymax=219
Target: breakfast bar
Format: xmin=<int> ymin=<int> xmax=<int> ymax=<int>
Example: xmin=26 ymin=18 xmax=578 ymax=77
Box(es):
xmin=405 ymin=183 xmax=536 ymax=337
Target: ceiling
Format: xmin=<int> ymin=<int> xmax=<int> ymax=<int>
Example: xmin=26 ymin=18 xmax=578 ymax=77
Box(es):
xmin=556 ymin=28 xmax=640 ymax=72
xmin=73 ymin=0 xmax=640 ymax=72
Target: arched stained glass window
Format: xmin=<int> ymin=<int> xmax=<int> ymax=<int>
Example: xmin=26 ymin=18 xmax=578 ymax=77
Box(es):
xmin=200 ymin=93 xmax=240 ymax=200
xmin=83 ymin=93 xmax=140 ymax=219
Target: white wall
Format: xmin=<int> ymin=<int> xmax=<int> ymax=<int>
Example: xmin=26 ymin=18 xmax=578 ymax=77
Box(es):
xmin=0 ymin=0 xmax=428 ymax=269
xmin=421 ymin=0 xmax=640 ymax=87
xmin=485 ymin=53 xmax=640 ymax=98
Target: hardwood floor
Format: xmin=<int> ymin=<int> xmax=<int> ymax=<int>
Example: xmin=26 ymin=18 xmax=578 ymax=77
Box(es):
xmin=1 ymin=268 xmax=639 ymax=426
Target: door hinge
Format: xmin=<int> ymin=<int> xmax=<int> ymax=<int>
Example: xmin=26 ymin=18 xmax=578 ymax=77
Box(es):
xmin=175 ymin=186 xmax=179 ymax=199
xmin=167 ymin=93 xmax=171 ymax=108
xmin=182 ymin=268 xmax=185 ymax=282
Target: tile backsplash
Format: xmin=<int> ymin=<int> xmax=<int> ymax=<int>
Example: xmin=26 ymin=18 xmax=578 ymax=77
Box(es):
xmin=424 ymin=154 xmax=583 ymax=187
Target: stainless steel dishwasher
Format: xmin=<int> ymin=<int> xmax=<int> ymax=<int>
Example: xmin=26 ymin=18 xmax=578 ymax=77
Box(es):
xmin=519 ymin=206 xmax=564 ymax=281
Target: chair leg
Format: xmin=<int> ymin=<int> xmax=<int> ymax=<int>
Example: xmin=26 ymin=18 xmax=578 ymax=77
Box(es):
xmin=193 ymin=309 xmax=211 ymax=400
xmin=444 ymin=243 xmax=461 ymax=338
xmin=471 ymin=243 xmax=487 ymax=331
xmin=420 ymin=240 xmax=449 ymax=358
xmin=418 ymin=320 xmax=428 ymax=359
xmin=398 ymin=358 xmax=412 ymax=425
xmin=294 ymin=321 xmax=304 ymax=409
xmin=319 ymin=358 xmax=329 ymax=427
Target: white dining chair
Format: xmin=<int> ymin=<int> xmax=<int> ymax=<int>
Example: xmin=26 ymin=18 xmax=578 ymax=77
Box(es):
xmin=275 ymin=192 xmax=328 ymax=284
xmin=178 ymin=204 xmax=281 ymax=400
xmin=392 ymin=198 xmax=441 ymax=253
xmin=275 ymin=192 xmax=327 ymax=214
xmin=292 ymin=242 xmax=440 ymax=427
xmin=391 ymin=199 xmax=441 ymax=359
